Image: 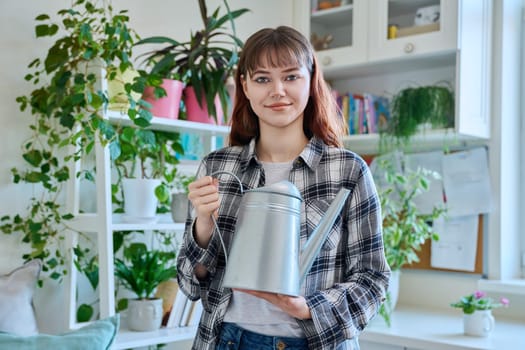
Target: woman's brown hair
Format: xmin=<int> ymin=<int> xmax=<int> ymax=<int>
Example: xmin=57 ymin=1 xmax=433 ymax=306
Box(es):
xmin=228 ymin=26 xmax=345 ymax=147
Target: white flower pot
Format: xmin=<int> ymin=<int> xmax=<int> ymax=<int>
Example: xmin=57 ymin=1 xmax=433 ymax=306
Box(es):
xmin=388 ymin=269 xmax=401 ymax=310
xmin=122 ymin=178 xmax=161 ymax=223
xmin=463 ymin=310 xmax=495 ymax=337
xmin=127 ymin=298 xmax=163 ymax=332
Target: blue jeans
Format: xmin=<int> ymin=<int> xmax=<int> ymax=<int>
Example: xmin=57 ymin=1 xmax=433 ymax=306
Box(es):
xmin=216 ymin=322 xmax=309 ymax=350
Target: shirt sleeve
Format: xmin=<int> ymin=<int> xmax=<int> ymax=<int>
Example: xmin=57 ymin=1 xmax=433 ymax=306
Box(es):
xmin=176 ymin=158 xmax=224 ymax=305
xmin=300 ymin=158 xmax=391 ymax=349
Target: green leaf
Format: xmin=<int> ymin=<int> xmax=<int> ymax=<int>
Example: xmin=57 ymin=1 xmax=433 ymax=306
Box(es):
xmin=76 ymin=304 xmax=94 ymax=322
xmin=155 ymin=184 xmax=170 ymax=203
xmin=23 ymin=150 xmax=43 ymax=167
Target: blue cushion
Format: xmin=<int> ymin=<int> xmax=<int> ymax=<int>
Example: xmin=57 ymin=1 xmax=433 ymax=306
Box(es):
xmin=0 ymin=315 xmax=119 ymax=350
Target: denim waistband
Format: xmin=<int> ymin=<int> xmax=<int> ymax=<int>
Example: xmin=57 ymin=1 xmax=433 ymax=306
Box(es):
xmin=218 ymin=322 xmax=309 ymax=350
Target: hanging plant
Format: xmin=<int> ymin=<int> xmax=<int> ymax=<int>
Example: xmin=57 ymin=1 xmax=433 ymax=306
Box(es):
xmin=380 ymin=83 xmax=454 ymax=150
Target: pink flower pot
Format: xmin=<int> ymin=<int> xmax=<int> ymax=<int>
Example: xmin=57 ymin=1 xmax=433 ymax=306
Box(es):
xmin=184 ymin=86 xmax=223 ymax=125
xmin=143 ymin=79 xmax=184 ymax=119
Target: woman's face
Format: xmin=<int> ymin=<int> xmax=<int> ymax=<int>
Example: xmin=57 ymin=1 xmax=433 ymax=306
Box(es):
xmin=241 ymin=60 xmax=311 ymax=132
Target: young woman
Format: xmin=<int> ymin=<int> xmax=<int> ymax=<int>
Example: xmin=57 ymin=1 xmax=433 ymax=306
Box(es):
xmin=176 ymin=26 xmax=390 ymax=350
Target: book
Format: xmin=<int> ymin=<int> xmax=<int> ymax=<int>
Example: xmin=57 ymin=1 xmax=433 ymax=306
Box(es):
xmin=179 ymin=298 xmax=194 ymax=327
xmin=166 ymin=287 xmax=189 ymax=328
xmin=154 ymin=279 xmax=179 ymax=327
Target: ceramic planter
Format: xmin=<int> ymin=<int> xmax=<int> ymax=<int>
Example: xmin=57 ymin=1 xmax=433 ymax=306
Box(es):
xmin=388 ymin=269 xmax=400 ymax=310
xmin=184 ymin=86 xmax=223 ymax=125
xmin=463 ymin=310 xmax=495 ymax=337
xmin=122 ymin=178 xmax=161 ymax=223
xmin=170 ymin=192 xmax=189 ymax=223
xmin=127 ymin=298 xmax=163 ymax=332
xmin=143 ymin=78 xmax=185 ymax=119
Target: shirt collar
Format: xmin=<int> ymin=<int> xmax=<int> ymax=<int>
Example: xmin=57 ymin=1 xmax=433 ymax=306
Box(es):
xmin=239 ymin=136 xmax=325 ymax=172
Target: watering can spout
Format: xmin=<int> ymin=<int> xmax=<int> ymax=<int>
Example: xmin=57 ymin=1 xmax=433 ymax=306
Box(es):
xmin=299 ymin=188 xmax=350 ymax=285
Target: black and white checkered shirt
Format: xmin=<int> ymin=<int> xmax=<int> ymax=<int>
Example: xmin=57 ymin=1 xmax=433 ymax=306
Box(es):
xmin=177 ymin=136 xmax=390 ymax=350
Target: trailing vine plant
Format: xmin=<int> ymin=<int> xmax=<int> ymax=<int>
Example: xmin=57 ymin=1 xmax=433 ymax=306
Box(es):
xmin=0 ymin=0 xmax=150 ymax=283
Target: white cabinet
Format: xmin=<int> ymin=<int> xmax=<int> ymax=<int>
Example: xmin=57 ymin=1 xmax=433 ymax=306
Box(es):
xmin=293 ymin=1 xmax=368 ymax=70
xmin=292 ymin=0 xmax=492 ymax=151
xmin=368 ymin=0 xmax=457 ymax=62
xmin=65 ymin=111 xmax=229 ymax=349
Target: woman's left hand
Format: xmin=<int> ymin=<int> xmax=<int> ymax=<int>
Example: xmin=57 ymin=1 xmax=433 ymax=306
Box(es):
xmin=235 ymin=289 xmax=312 ymax=320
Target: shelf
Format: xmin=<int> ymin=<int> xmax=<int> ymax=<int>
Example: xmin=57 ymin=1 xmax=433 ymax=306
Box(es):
xmin=322 ymin=49 xmax=456 ymax=80
xmin=311 ymin=4 xmax=353 ymax=26
xmin=396 ymin=22 xmax=440 ymax=38
xmin=111 ymin=213 xmax=185 ymax=231
xmin=113 ymin=325 xmax=197 ymax=350
xmin=342 ymin=129 xmax=488 ymax=155
xmin=107 ymin=110 xmax=231 ymax=136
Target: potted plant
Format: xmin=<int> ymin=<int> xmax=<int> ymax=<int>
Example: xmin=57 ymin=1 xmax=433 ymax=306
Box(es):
xmin=114 ymin=242 xmax=177 ymax=331
xmin=373 ymin=154 xmax=447 ymax=326
xmin=380 ymin=83 xmax=454 ymax=150
xmin=450 ymin=290 xmax=509 ymax=337
xmin=113 ymin=126 xmax=184 ymax=222
xmin=170 ymin=172 xmax=196 ymax=223
xmin=135 ymin=0 xmax=249 ymax=124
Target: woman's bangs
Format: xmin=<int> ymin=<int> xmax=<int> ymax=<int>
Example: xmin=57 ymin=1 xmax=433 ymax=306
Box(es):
xmin=249 ymin=44 xmax=306 ymax=72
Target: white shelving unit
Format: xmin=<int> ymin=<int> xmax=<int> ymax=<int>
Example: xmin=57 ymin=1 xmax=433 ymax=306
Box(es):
xmin=65 ymin=109 xmax=230 ymax=349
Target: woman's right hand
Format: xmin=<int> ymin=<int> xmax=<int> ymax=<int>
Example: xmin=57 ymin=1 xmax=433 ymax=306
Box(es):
xmin=187 ymin=175 xmax=220 ymax=248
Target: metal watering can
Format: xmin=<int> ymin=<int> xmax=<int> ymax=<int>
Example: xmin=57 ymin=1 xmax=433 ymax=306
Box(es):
xmin=217 ymin=175 xmax=350 ymax=297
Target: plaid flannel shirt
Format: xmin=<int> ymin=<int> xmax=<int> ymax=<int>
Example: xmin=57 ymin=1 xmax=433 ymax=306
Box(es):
xmin=176 ymin=136 xmax=390 ymax=350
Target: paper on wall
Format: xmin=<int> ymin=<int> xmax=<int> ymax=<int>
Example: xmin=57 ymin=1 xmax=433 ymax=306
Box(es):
xmin=442 ymin=147 xmax=492 ymax=217
xmin=430 ymin=215 xmax=479 ymax=271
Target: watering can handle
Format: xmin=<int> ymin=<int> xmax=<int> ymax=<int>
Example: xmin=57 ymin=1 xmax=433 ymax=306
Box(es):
xmin=207 ymin=170 xmax=244 ymax=265
xmin=209 ymin=171 xmax=244 ymax=194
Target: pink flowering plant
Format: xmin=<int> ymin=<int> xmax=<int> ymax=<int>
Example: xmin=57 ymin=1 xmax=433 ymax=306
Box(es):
xmin=451 ymin=290 xmax=510 ymax=314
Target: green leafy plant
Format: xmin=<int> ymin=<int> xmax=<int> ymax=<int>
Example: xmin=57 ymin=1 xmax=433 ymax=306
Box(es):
xmin=135 ymin=0 xmax=250 ymax=122
xmin=113 ymin=127 xmax=184 ymax=207
xmin=114 ymin=242 xmax=177 ymax=300
xmin=0 ymin=0 xmax=148 ymax=282
xmin=451 ymin=290 xmax=510 ymax=314
xmin=374 ymin=155 xmax=447 ymax=326
xmin=381 ymin=84 xmax=454 ymax=150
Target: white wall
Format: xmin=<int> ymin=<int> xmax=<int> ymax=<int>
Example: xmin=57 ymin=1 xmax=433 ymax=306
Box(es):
xmin=0 ymin=0 xmax=292 ymax=334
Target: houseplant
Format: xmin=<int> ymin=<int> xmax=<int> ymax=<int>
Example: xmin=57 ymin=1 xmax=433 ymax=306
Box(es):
xmin=451 ymin=290 xmax=509 ymax=337
xmin=380 ymin=83 xmax=454 ymax=150
xmin=373 ymin=154 xmax=447 ymax=326
xmin=451 ymin=290 xmax=509 ymax=314
xmin=113 ymin=126 xmax=184 ymax=220
xmin=135 ymin=0 xmax=249 ymax=123
xmin=0 ymin=0 xmax=147 ymax=283
xmin=114 ymin=242 xmax=177 ymax=331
